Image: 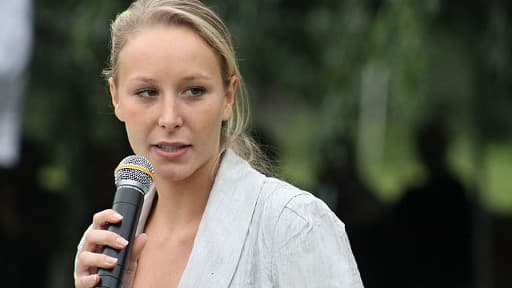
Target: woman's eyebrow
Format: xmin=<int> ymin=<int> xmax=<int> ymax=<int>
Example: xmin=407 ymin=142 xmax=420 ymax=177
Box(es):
xmin=125 ymin=73 xmax=214 ymax=84
xmin=126 ymin=75 xmax=157 ymax=84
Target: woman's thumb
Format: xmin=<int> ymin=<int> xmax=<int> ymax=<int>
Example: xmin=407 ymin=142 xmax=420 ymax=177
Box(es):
xmin=122 ymin=233 xmax=147 ymax=287
xmin=130 ymin=233 xmax=147 ymax=261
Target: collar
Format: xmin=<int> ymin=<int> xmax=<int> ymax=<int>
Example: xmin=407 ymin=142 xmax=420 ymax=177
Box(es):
xmin=136 ymin=149 xmax=266 ymax=286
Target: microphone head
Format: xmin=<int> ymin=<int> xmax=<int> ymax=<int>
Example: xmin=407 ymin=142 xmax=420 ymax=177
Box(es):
xmin=114 ymin=155 xmax=155 ymax=193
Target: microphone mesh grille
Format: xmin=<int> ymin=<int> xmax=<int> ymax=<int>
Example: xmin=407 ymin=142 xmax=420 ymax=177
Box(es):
xmin=114 ymin=155 xmax=155 ymax=191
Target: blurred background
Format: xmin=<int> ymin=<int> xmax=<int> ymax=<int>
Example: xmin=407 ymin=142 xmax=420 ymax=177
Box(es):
xmin=0 ymin=0 xmax=511 ymax=287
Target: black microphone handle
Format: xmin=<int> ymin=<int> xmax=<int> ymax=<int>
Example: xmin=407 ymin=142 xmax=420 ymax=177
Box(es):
xmin=95 ymin=186 xmax=144 ymax=288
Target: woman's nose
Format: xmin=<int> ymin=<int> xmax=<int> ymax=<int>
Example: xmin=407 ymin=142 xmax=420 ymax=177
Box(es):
xmin=157 ymin=96 xmax=183 ymax=130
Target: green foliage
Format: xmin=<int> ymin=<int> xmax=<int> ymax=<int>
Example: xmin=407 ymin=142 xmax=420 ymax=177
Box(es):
xmin=24 ymin=0 xmax=512 ymax=214
xmin=483 ymin=143 xmax=512 ymax=215
xmin=17 ymin=2 xmax=511 ymax=287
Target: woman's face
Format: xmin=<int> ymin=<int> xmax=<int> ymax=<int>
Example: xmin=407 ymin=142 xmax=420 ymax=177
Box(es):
xmin=110 ymin=25 xmax=235 ymax=183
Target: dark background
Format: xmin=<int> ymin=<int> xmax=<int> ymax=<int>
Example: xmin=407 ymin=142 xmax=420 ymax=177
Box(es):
xmin=0 ymin=0 xmax=511 ymax=287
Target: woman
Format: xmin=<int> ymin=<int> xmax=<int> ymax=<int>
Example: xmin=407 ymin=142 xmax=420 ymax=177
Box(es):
xmin=74 ymin=0 xmax=363 ymax=287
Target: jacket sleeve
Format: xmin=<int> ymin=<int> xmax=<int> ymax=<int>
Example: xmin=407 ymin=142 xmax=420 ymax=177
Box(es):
xmin=271 ymin=194 xmax=364 ymax=288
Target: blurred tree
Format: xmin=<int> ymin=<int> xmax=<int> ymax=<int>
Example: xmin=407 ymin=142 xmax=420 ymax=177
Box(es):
xmin=20 ymin=0 xmax=512 ymax=287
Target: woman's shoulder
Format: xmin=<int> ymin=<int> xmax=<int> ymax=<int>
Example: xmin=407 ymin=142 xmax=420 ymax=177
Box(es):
xmin=256 ymin=177 xmax=363 ymax=287
xmin=257 ymin=176 xmax=345 ymax=233
xmin=223 ymin=150 xmax=344 ymax=230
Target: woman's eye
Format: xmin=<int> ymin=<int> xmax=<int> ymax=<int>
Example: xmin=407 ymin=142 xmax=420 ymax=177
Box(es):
xmin=135 ymin=89 xmax=157 ymax=98
xmin=185 ymin=86 xmax=206 ymax=97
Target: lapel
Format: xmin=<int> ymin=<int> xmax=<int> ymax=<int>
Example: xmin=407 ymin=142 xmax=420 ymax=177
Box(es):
xmin=135 ymin=184 xmax=156 ymax=235
xmin=178 ymin=149 xmax=265 ymax=287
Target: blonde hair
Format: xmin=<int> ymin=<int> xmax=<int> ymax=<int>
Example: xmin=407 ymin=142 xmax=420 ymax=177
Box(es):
xmin=104 ymin=0 xmax=271 ymax=174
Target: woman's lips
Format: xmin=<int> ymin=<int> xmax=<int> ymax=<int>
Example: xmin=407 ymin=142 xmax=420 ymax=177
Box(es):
xmin=156 ymin=143 xmax=189 ymax=152
xmin=152 ymin=143 xmax=191 ymax=158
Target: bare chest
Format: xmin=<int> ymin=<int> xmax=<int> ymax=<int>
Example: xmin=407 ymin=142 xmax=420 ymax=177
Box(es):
xmin=132 ymin=237 xmax=194 ymax=288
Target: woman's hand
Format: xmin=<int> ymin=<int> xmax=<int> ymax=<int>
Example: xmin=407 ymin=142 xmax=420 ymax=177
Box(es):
xmin=74 ymin=209 xmax=147 ymax=288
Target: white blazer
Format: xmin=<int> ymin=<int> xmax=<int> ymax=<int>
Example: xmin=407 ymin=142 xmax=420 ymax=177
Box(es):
xmin=76 ymin=149 xmax=364 ymax=287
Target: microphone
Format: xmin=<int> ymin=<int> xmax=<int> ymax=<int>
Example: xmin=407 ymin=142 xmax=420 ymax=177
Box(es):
xmin=96 ymin=155 xmax=155 ymax=288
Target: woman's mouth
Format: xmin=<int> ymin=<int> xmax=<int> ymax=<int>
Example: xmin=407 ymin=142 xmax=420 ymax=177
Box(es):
xmin=156 ymin=143 xmax=189 ymax=152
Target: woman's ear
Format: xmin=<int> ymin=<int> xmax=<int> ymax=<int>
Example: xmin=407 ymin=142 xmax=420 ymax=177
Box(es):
xmin=109 ymin=77 xmax=124 ymax=122
xmin=222 ymin=76 xmax=238 ymax=121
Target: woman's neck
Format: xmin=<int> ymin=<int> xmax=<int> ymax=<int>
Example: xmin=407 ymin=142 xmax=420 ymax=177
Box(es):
xmin=149 ymin=154 xmax=220 ymax=232
xmin=152 ymin=182 xmax=210 ymax=230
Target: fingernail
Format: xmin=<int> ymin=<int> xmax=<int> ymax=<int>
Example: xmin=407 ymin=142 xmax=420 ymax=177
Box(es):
xmin=114 ymin=213 xmax=123 ymax=220
xmin=92 ymin=274 xmax=100 ymax=285
xmin=106 ymin=256 xmax=118 ymax=264
xmin=116 ymin=237 xmax=129 ymax=247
